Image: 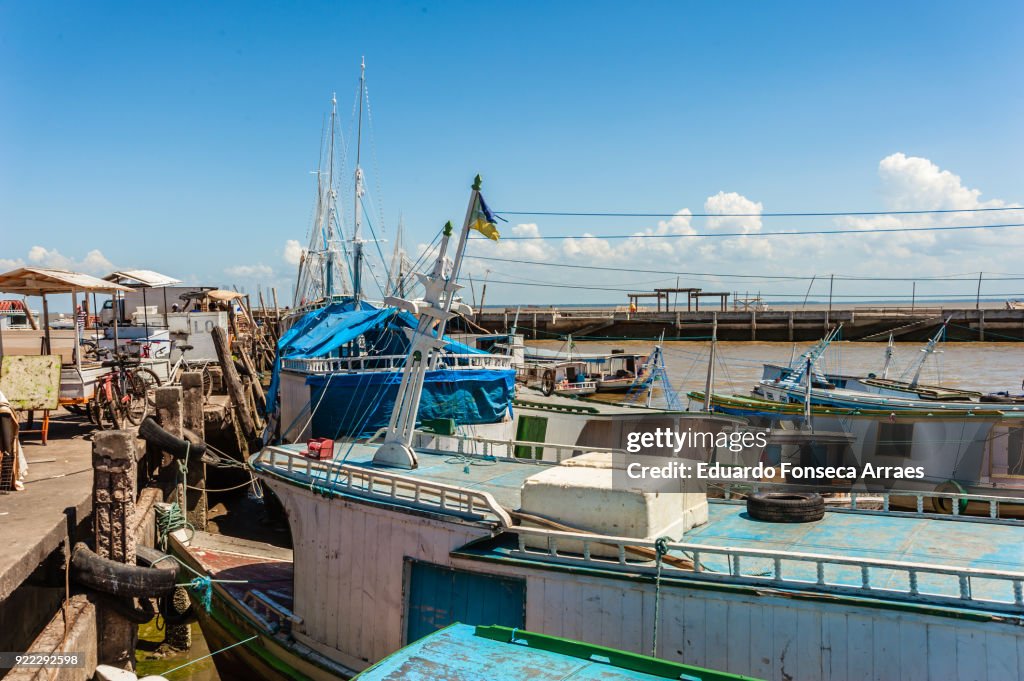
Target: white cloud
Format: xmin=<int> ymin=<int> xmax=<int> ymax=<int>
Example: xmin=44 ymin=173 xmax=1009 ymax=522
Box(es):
xmin=494 ymin=223 xmax=555 ymax=261
xmin=26 ymin=246 xmax=113 ymax=274
xmin=225 ymin=264 xmax=274 ymax=279
xmin=705 ymin=191 xmax=763 ymax=234
xmin=0 ymin=257 xmax=25 ymax=271
xmin=283 ymin=239 xmax=303 ymax=266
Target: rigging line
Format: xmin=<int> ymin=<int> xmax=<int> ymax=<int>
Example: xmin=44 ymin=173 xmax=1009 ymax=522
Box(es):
xmin=495 ymin=207 xmax=1024 ymax=218
xmin=468 ymin=222 xmax=1024 ymax=240
xmin=463 ymin=255 xmax=1024 ymax=282
xmin=360 ymin=195 xmax=393 ymax=296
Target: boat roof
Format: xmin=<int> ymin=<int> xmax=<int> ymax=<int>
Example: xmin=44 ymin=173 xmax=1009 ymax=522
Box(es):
xmin=354 ymin=623 xmax=756 ymax=680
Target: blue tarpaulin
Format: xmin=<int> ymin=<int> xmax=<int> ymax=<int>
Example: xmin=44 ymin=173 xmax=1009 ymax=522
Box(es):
xmin=267 ymin=301 xmax=513 ymax=437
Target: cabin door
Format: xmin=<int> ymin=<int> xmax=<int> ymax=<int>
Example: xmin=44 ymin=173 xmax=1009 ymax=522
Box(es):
xmin=404 ymin=560 xmax=525 ymax=644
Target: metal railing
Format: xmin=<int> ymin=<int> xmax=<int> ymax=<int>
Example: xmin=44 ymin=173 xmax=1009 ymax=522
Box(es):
xmin=253 ymin=445 xmax=512 ymax=526
xmin=508 ymin=526 xmax=1024 ymax=614
xmin=407 ymin=429 xmax=628 ymax=463
xmin=281 ymin=353 xmax=513 ymax=374
xmin=714 ymin=480 xmax=1024 ymax=525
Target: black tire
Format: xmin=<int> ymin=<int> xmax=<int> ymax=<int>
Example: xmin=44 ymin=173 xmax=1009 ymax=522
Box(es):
xmin=746 ymin=492 xmax=825 ymax=523
xmin=139 ymin=416 xmax=208 ymax=459
xmin=542 ymin=369 xmax=556 ymax=397
xmin=70 ymin=543 xmax=176 ymax=598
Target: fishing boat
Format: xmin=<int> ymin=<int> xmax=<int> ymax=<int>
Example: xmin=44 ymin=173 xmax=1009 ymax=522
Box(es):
xmin=519 ymin=359 xmax=597 ymax=396
xmin=174 ymin=180 xmax=1024 ymax=681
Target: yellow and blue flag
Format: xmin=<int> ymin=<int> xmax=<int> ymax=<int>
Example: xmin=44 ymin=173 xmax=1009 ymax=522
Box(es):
xmin=470 ymin=193 xmax=503 ymax=241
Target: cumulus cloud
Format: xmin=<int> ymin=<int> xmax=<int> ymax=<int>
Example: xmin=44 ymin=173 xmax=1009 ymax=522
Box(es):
xmin=493 ymin=223 xmax=556 ymax=261
xmin=705 ymin=192 xmax=763 ymax=234
xmin=283 ymin=239 xmax=303 ymax=266
xmin=26 ymin=246 xmax=114 ymax=274
xmin=225 ymin=264 xmax=274 ymax=279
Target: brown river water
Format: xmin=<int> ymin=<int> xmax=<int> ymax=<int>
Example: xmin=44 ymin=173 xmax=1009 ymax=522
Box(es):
xmin=528 ymin=340 xmax=1024 ymax=403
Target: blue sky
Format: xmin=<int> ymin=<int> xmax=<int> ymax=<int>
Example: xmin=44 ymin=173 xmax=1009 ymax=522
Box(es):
xmin=2 ymin=1 xmax=1022 ymax=307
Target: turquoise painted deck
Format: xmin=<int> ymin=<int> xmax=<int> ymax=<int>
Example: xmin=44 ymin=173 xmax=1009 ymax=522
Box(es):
xmin=682 ymin=503 xmax=1024 ymax=603
xmin=354 ymin=623 xmax=755 ymax=680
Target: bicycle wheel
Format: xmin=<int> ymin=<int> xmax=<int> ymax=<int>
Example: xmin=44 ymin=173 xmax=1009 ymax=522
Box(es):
xmin=201 ymin=366 xmax=213 ymax=397
xmin=123 ymin=373 xmax=151 ymax=425
xmin=133 ymin=367 xmax=162 ymax=411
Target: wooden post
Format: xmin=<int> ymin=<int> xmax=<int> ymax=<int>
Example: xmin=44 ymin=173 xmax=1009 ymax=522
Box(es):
xmin=239 ymin=345 xmax=267 ymax=414
xmin=979 ymin=309 xmax=986 ymax=342
xmin=751 ymin=310 xmax=757 ymax=341
xmin=271 ymin=287 xmax=280 ymax=322
xmin=181 ymin=372 xmax=207 ymax=530
xmin=788 ymin=311 xmax=795 ymax=342
xmin=92 ymin=430 xmax=138 ymax=670
xmin=212 ymin=326 xmax=257 ymax=440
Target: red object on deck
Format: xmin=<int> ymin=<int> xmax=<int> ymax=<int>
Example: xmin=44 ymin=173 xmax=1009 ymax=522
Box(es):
xmin=306 ymin=438 xmax=334 ymax=460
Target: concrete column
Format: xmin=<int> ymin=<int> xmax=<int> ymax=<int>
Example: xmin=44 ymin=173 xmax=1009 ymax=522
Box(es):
xmin=181 ymin=372 xmax=207 ymax=530
xmin=153 ymin=386 xmax=191 ymax=652
xmin=788 ymin=311 xmax=794 ymax=342
xmin=92 ymin=430 xmax=138 ymax=670
xmin=751 ymin=310 xmax=757 ymax=341
xmin=979 ymin=310 xmax=986 ymax=341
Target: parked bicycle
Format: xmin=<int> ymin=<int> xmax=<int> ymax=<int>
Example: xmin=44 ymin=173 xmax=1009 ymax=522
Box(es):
xmin=167 ymin=343 xmax=214 ymax=397
xmin=88 ymin=353 xmax=160 ymax=429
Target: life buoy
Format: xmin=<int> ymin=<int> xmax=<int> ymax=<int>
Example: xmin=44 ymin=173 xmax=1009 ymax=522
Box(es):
xmin=932 ymin=480 xmax=968 ymax=515
xmin=542 ymin=369 xmax=556 ymax=396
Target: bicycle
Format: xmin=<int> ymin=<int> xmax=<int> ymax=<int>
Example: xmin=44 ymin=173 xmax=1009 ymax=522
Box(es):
xmin=167 ymin=343 xmax=214 ymax=397
xmin=89 ymin=354 xmax=158 ymax=428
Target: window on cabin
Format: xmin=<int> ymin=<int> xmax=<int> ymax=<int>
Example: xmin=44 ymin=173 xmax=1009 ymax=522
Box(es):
xmin=876 ymin=421 xmax=914 ymax=459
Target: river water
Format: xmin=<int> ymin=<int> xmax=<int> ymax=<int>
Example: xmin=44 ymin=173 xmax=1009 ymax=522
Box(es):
xmin=528 ymin=340 xmax=1024 ymax=402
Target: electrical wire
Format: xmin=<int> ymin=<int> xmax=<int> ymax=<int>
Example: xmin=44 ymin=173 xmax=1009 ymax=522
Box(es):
xmin=469 ymin=221 xmax=1024 ymax=241
xmin=495 ymin=206 xmax=1024 ymax=218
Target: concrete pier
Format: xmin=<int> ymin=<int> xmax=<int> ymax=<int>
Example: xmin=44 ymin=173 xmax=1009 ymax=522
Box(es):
xmin=470 ymin=307 xmax=1024 ymax=341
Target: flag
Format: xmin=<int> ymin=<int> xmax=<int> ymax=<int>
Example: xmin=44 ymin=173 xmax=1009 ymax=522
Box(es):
xmin=470 ymin=193 xmax=502 ymax=241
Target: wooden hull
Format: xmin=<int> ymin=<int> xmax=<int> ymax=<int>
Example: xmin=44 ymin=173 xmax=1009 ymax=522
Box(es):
xmin=168 ymin=531 xmax=353 ymax=681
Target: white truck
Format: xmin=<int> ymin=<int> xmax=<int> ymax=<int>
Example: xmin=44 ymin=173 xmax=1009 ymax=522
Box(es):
xmin=99 ymin=286 xmax=214 ymax=326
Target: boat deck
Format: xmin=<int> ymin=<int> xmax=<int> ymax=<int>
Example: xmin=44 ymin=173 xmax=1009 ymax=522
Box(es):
xmin=256 ymin=440 xmax=1024 ymax=614
xmin=187 ymin=531 xmax=294 ymax=607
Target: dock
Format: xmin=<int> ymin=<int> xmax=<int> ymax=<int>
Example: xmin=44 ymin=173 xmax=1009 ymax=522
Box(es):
xmin=471 ymin=306 xmax=1024 ymax=341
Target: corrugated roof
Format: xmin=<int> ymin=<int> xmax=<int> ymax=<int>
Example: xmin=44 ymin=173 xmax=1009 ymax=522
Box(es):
xmin=104 ymin=269 xmax=182 ymax=287
xmin=0 ymin=267 xmax=132 ymax=294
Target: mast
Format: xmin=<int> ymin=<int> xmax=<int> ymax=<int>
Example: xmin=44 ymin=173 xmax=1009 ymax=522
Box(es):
xmin=703 ymin=329 xmax=716 ymax=412
xmin=373 ymin=176 xmax=482 ymax=469
xmin=881 ymin=334 xmax=895 ymax=379
xmin=324 ymin=93 xmax=338 ymax=298
xmin=352 ymin=57 xmax=366 ymax=302
xmin=906 ymin=316 xmax=951 ymax=388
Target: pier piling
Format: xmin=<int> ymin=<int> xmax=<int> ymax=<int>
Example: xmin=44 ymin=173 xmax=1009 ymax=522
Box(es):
xmin=181 ymin=372 xmax=207 ymax=530
xmin=91 ymin=430 xmax=138 ymax=670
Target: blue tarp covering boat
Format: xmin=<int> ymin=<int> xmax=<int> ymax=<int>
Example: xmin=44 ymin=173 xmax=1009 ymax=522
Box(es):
xmin=269 ymin=301 xmax=515 ymax=438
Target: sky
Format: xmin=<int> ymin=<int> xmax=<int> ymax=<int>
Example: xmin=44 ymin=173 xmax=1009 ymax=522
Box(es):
xmin=2 ymin=0 xmax=1023 ymax=309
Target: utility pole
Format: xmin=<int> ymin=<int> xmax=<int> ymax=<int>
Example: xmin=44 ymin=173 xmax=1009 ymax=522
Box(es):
xmin=976 ymin=272 xmax=983 ymax=310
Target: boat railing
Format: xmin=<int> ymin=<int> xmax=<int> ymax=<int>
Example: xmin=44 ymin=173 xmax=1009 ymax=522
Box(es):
xmin=253 ymin=445 xmax=512 ymax=526
xmin=281 ymin=353 xmax=514 ymax=374
xmin=407 ymin=429 xmax=629 ymax=463
xmin=506 ymin=526 xmax=1024 ymax=614
xmin=713 ymin=480 xmax=1024 ymax=525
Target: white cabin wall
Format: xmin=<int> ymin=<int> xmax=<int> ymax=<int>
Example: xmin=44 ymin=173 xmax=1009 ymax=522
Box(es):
xmin=266 ymin=479 xmax=486 ymax=670
xmin=279 ymin=372 xmax=312 ymax=442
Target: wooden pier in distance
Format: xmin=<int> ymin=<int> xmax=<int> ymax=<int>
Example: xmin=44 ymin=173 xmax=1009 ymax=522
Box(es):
xmin=470 ymin=306 xmax=1024 ymax=342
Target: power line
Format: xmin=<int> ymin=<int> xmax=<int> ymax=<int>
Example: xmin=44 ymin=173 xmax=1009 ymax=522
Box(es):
xmin=495 ymin=206 xmax=1024 ymax=218
xmin=469 ymin=222 xmax=1024 ymax=241
xmin=482 ymin=274 xmax=1024 ymax=298
xmin=465 ymin=255 xmax=1024 ymax=282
